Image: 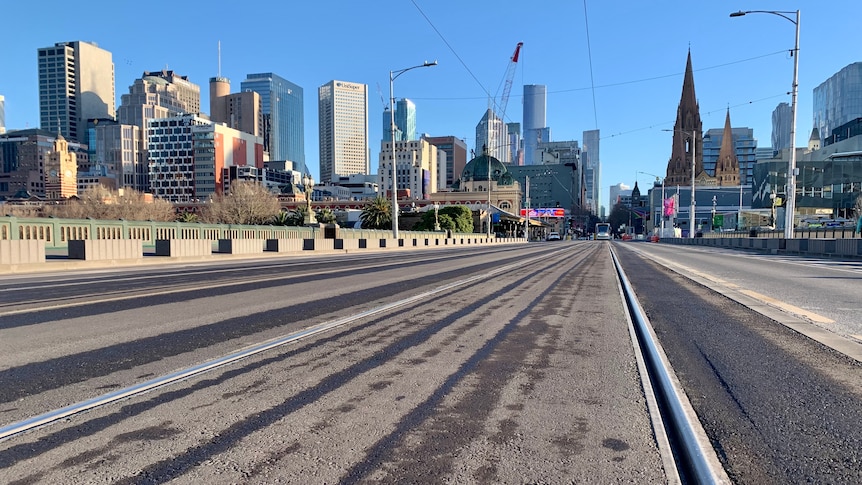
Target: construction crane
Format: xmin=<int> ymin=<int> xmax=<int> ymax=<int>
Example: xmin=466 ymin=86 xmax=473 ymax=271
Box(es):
xmin=494 ymin=41 xmax=523 ymax=123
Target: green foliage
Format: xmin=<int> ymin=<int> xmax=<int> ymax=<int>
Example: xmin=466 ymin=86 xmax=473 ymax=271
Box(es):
xmin=409 ymin=205 xmax=472 ymax=232
xmin=438 ymin=214 xmax=455 ymax=231
xmin=439 ymin=205 xmax=473 ymax=233
xmin=316 ymin=207 xmax=337 ymax=224
xmin=177 ymin=211 xmax=199 ymax=223
xmin=360 ymin=196 xmax=392 ymax=229
xmin=411 ymin=210 xmax=438 ymax=231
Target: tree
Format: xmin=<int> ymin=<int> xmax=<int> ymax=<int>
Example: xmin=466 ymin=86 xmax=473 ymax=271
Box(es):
xmin=439 ymin=205 xmax=473 ymax=233
xmin=177 ymin=211 xmax=199 ymax=223
xmin=607 ymin=203 xmax=630 ymax=236
xmin=316 ymin=207 xmax=337 ymax=224
xmin=204 ymin=180 xmax=281 ymax=225
xmin=360 ymin=196 xmax=392 ymax=229
xmin=42 ymin=186 xmax=176 ymax=221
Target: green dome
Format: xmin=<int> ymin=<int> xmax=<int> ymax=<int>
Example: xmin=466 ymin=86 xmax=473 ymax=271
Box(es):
xmin=462 ymin=154 xmax=507 ymax=182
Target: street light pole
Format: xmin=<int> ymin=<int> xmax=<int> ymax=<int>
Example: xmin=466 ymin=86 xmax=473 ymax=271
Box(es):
xmin=389 ymin=60 xmax=437 ymax=239
xmin=731 ymin=9 xmax=800 ymax=239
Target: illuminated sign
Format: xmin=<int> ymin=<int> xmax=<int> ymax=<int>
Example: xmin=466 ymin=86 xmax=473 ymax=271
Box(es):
xmin=519 ymin=208 xmax=566 ymax=218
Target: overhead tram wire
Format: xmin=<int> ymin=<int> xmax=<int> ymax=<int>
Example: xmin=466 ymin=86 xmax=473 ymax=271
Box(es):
xmin=411 ymin=0 xmax=493 ymax=101
xmin=408 ymin=49 xmax=790 ymax=102
xmin=583 ymin=0 xmax=599 ymax=129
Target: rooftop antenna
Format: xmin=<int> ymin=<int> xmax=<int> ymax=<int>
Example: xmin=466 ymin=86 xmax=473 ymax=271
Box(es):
xmin=218 ymin=40 xmax=221 ymax=78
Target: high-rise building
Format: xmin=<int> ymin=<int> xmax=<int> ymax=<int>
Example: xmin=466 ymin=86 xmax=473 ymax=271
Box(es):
xmin=506 ymin=122 xmax=522 ymax=166
xmin=813 ymin=62 xmax=862 ymax=146
xmin=395 ymin=99 xmax=417 ymax=141
xmin=475 ymin=109 xmax=508 ymax=164
xmin=609 ymin=183 xmax=631 ymax=210
xmin=424 ymin=135 xmax=467 ymax=188
xmin=319 ymin=80 xmax=369 ymax=183
xmin=665 ymin=51 xmax=703 ymax=186
xmin=241 ymin=73 xmax=305 ymax=173
xmin=118 ymin=70 xmax=201 ymax=126
xmin=209 ymin=77 xmax=265 ymax=142
xmin=147 ymin=114 xmax=263 ymax=202
xmin=0 ymin=95 xmax=5 ymax=134
xmin=378 ymin=137 xmax=439 ymax=200
xmin=105 ymin=70 xmax=201 ymax=192
xmin=38 ymin=41 xmax=115 ymax=144
xmin=523 ymin=84 xmax=549 ymax=164
xmin=771 ymin=102 xmax=792 ymax=156
xmin=582 ymin=129 xmax=600 ymax=214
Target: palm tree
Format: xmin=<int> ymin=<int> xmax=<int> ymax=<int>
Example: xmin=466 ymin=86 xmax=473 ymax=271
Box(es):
xmin=271 ymin=210 xmax=292 ymax=226
xmin=177 ymin=211 xmax=199 ymax=223
xmin=360 ymin=196 xmax=392 ymax=229
xmin=316 ymin=207 xmax=337 ymax=224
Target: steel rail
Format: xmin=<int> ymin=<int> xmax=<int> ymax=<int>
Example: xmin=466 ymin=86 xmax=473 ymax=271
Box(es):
xmin=610 ymin=246 xmax=730 ymax=485
xmin=0 ymin=244 xmax=584 ymax=442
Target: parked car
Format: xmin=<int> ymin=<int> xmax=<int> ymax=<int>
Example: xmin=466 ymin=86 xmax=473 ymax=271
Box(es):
xmin=546 ymin=232 xmax=561 ymax=241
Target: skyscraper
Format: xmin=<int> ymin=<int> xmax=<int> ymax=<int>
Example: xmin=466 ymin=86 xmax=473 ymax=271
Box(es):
xmin=319 ymin=80 xmax=369 ymax=183
xmin=241 ymin=73 xmax=306 ymax=173
xmin=813 ymin=62 xmax=862 ymax=145
xmin=395 ymin=98 xmax=417 ymax=141
xmin=507 ymin=122 xmax=522 ymax=166
xmin=424 ymin=135 xmax=467 ymax=187
xmin=582 ymin=129 xmax=600 ymax=215
xmin=209 ymin=76 xmax=264 ymax=141
xmin=108 ymin=70 xmax=201 ymax=192
xmin=771 ymin=102 xmax=792 ymax=155
xmin=38 ymin=41 xmax=115 ymax=144
xmin=475 ymin=109 xmax=508 ymax=164
xmin=523 ymin=84 xmax=548 ymax=164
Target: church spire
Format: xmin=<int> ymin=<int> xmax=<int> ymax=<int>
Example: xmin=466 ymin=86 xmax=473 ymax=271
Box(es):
xmin=714 ymin=109 xmax=740 ymax=186
xmin=665 ymin=49 xmax=704 ymax=187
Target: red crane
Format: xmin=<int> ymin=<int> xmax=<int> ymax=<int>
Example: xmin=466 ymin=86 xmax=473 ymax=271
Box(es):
xmin=494 ymin=41 xmax=523 ymax=123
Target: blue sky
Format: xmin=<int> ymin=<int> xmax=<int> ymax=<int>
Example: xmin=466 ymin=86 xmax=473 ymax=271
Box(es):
xmin=1 ymin=1 xmax=860 ymax=210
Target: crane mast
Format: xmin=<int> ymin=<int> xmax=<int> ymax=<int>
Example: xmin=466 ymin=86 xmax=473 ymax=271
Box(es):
xmin=495 ymin=41 xmax=523 ymax=123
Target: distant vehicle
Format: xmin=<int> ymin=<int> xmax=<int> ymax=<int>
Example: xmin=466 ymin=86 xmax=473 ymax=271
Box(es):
xmin=546 ymin=232 xmax=561 ymax=241
xmin=595 ymin=223 xmax=611 ymax=240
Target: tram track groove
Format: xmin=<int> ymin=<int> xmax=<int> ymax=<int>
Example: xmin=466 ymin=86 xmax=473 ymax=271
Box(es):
xmin=0 ymin=244 xmax=589 ymax=444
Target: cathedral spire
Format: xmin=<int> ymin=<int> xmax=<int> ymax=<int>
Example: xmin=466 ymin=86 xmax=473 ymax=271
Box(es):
xmin=714 ymin=109 xmax=740 ymax=186
xmin=665 ymin=49 xmax=703 ymax=186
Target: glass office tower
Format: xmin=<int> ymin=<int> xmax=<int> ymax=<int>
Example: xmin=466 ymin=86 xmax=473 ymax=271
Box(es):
xmin=241 ymin=73 xmax=306 ymax=174
xmin=813 ymin=62 xmax=862 ymax=145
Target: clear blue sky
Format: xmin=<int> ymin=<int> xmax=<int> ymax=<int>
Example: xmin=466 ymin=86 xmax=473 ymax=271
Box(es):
xmin=1 ymin=1 xmax=859 ymax=211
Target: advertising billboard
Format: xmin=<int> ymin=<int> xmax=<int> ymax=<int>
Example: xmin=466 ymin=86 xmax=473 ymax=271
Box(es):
xmin=519 ymin=208 xmax=566 ymax=218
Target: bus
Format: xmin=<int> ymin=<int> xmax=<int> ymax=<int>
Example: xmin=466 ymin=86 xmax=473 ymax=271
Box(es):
xmin=595 ymin=223 xmax=611 ymax=240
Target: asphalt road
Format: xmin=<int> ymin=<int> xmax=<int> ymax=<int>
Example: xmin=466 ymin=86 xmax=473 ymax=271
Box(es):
xmin=0 ymin=243 xmax=668 ymax=484
xmin=615 ymin=242 xmax=862 ymax=484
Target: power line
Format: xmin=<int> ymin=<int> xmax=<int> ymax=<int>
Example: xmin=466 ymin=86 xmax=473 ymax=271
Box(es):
xmin=582 ymin=0 xmax=599 ymax=129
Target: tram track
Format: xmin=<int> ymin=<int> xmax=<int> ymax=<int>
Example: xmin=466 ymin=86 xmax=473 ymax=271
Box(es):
xmin=0 ymin=244 xmax=590 ymax=443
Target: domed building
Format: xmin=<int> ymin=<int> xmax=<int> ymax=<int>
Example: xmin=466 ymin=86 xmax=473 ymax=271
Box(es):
xmin=430 ymin=145 xmax=529 ymax=236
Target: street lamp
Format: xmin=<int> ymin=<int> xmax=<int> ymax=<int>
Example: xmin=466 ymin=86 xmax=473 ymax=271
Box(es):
xmin=389 ymin=60 xmax=437 ymax=239
xmin=663 ymin=128 xmax=697 ymax=238
xmin=731 ymin=9 xmax=800 ymax=239
xmin=303 ymin=173 xmax=317 ymax=225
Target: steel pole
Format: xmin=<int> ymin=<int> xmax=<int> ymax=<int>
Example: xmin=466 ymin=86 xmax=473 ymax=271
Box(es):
xmin=785 ymin=10 xmax=800 ymax=239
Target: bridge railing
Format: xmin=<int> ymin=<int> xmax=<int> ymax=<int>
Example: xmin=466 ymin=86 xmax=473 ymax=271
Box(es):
xmin=0 ymin=216 xmax=487 ymax=251
xmin=700 ymin=227 xmax=858 ymax=239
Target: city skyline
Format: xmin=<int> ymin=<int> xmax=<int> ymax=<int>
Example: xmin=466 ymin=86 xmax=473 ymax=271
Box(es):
xmin=2 ymin=1 xmax=861 ymax=209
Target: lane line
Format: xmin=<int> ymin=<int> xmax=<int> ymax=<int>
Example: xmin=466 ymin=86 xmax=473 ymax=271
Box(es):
xmin=626 ymin=245 xmax=835 ymax=325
